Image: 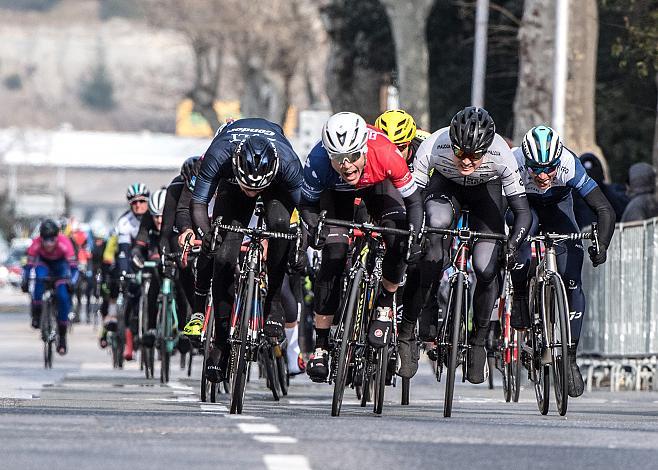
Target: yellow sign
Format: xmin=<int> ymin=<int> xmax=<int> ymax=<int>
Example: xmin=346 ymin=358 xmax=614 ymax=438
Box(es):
xmin=176 ymin=99 xmax=241 ymax=137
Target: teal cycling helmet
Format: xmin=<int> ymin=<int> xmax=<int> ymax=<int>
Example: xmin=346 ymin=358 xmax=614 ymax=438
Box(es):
xmin=522 ymin=125 xmax=563 ymax=169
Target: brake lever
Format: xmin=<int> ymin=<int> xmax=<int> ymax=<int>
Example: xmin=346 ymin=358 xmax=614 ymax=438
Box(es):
xmin=315 ymin=210 xmax=327 ymax=247
xmin=591 ymin=222 xmax=600 ymax=254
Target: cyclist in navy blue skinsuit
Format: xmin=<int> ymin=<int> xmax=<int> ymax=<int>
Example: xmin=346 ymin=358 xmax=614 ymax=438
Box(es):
xmin=511 ymin=125 xmax=615 ymax=398
xmin=189 ymin=118 xmax=304 ymax=382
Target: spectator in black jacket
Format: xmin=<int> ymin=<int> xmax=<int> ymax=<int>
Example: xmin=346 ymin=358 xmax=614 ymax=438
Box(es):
xmin=621 ymin=162 xmax=658 ymax=222
xmin=574 ymin=152 xmax=629 ymax=228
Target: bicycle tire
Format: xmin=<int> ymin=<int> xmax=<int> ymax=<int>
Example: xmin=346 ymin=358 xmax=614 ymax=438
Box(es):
xmin=502 ymin=313 xmax=512 ymax=402
xmin=41 ymin=298 xmax=53 ymax=369
xmin=187 ymin=349 xmax=193 ymax=377
xmin=401 ymin=377 xmax=410 ymax=405
xmin=275 ymin=349 xmax=288 ymax=397
xmin=263 ymin=345 xmax=280 ymax=401
xmin=331 ymin=268 xmax=363 ymax=417
xmin=229 ymin=271 xmax=255 ymax=414
xmin=373 ymin=346 xmax=388 ymax=415
xmin=549 ymin=274 xmax=570 ymax=416
xmin=488 ymin=356 xmax=496 ymax=390
xmin=201 ymin=312 xmax=215 ymax=402
xmin=159 ymin=297 xmax=171 ymax=384
xmin=444 ymin=272 xmax=465 ymax=418
xmin=511 ymin=329 xmax=523 ymax=403
xmin=530 ymin=277 xmax=550 ymax=415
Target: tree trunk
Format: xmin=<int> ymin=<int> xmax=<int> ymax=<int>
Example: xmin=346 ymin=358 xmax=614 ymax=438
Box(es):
xmin=380 ymin=0 xmax=434 ymax=129
xmin=565 ymin=0 xmax=603 ymax=159
xmin=189 ymin=39 xmax=222 ymax=132
xmin=512 ymin=0 xmax=554 ymax=143
xmin=653 ymin=72 xmax=658 ymax=191
xmin=324 ymin=40 xmax=385 ymax=122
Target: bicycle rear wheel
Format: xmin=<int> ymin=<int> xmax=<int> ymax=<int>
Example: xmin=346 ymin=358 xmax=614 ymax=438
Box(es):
xmin=229 ymin=272 xmax=255 ymax=414
xmin=275 ymin=345 xmax=288 ymax=397
xmin=549 ymin=275 xmax=570 ymax=416
xmin=263 ymin=344 xmax=280 ymax=401
xmin=444 ymin=273 xmax=465 ymax=418
xmin=331 ymin=268 xmax=363 ymax=417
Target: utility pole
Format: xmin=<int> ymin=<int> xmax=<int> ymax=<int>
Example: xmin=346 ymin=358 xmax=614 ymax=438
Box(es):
xmin=552 ymin=0 xmax=569 ymax=134
xmin=471 ymin=0 xmax=489 ymax=108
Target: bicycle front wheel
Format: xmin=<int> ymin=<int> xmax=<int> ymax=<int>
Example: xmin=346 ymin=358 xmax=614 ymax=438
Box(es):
xmin=549 ymin=274 xmax=570 ymax=416
xmin=331 ymin=268 xmax=363 ymax=417
xmin=373 ymin=346 xmax=389 ymax=415
xmin=229 ymin=272 xmax=255 ymax=415
xmin=444 ymin=273 xmax=465 ymax=418
xmin=511 ymin=329 xmax=523 ymax=403
xmin=530 ymin=278 xmax=549 ymax=415
xmin=200 ymin=309 xmax=215 ymax=402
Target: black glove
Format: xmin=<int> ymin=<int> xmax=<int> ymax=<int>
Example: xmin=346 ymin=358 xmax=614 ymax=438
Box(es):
xmin=131 ymin=247 xmax=144 ymax=270
xmin=287 ymin=246 xmax=306 ymax=274
xmin=505 ymin=243 xmax=519 ymax=269
xmin=310 ymin=225 xmax=328 ymax=251
xmin=406 ymin=242 xmax=424 ymax=264
xmin=588 ymin=244 xmax=607 ymax=267
xmin=201 ymin=229 xmax=221 ymax=257
xmin=21 ymin=278 xmax=29 ymax=293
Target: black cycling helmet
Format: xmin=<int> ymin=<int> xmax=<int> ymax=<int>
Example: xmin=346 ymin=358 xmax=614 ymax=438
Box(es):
xmin=232 ymin=135 xmax=279 ymax=190
xmin=449 ymin=106 xmax=496 ymax=155
xmin=181 ymin=156 xmax=202 ymax=191
xmin=40 ymin=219 xmax=59 ymax=239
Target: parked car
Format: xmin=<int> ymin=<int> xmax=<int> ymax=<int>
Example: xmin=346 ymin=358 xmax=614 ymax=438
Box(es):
xmin=2 ymin=238 xmax=31 ymax=288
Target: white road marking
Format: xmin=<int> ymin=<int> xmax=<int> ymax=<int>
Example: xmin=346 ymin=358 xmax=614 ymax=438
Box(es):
xmin=238 ymin=423 xmax=279 ymax=434
xmin=253 ymin=435 xmax=298 ymax=444
xmin=263 ymin=455 xmax=312 ymax=470
xmin=200 ymin=404 xmax=228 ymax=412
xmin=225 ymin=414 xmax=265 ymax=420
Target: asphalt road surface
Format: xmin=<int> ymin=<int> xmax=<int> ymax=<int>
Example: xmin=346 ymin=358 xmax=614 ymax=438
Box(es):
xmin=1 ymin=308 xmax=658 ymax=470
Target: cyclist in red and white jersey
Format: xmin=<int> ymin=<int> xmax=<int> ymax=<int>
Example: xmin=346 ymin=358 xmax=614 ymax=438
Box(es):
xmin=300 ymin=111 xmax=423 ymax=381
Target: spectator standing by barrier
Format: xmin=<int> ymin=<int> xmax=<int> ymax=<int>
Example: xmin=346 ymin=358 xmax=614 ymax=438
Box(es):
xmin=574 ymin=152 xmax=628 ymax=228
xmin=621 ymin=162 xmax=658 ymax=222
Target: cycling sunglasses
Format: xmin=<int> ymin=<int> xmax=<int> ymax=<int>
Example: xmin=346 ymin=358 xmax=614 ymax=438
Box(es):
xmin=452 ymin=145 xmax=486 ymax=161
xmin=527 ymin=161 xmax=559 ymax=174
xmin=130 ymin=199 xmax=147 ymax=206
xmin=396 ymin=142 xmax=410 ymax=152
xmin=328 ymin=150 xmax=363 ymax=164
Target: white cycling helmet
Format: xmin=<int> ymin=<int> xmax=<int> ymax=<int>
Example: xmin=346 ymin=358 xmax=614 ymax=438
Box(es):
xmin=521 ymin=125 xmax=563 ymax=169
xmin=148 ymin=188 xmax=167 ymax=216
xmin=321 ymin=112 xmax=369 ymax=155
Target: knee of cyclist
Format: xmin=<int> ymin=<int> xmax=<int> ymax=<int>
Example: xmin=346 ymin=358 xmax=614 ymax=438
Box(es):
xmin=427 ymin=211 xmax=452 ymax=230
xmin=267 ymin=213 xmax=289 ymax=231
xmin=474 ymin=263 xmax=498 ymax=285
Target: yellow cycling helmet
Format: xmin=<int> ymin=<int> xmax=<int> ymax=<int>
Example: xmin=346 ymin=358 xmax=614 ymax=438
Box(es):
xmin=374 ymin=109 xmax=417 ymax=145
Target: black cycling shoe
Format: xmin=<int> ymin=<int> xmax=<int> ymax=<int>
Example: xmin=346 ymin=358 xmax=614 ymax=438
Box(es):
xmin=367 ymin=306 xmax=392 ymax=348
xmin=466 ymin=345 xmax=487 ymax=384
xmin=141 ymin=330 xmax=156 ymax=348
xmin=205 ymin=344 xmax=229 ymax=383
xmin=397 ymin=320 xmax=419 ymax=379
xmin=306 ymin=348 xmax=329 ymax=382
xmin=31 ymin=305 xmax=42 ymax=329
xmin=264 ymin=313 xmax=284 ymax=339
xmin=568 ymin=347 xmax=584 ymax=397
xmin=57 ymin=324 xmax=68 ymax=356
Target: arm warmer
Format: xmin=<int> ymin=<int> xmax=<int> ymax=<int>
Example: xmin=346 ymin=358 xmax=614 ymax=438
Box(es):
xmin=506 ymin=193 xmax=532 ymax=251
xmin=402 ymin=188 xmax=423 ymax=241
xmin=583 ymin=186 xmax=615 ymax=247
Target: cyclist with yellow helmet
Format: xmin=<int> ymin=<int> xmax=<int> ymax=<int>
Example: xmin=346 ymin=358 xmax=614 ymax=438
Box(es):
xmin=373 ymin=109 xmax=431 ymax=380
xmin=374 ymin=109 xmax=430 ymax=174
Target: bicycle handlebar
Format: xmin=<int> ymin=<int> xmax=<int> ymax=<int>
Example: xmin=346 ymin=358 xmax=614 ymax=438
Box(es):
xmin=213 ymin=221 xmax=300 ymax=241
xmin=423 ymin=226 xmax=507 ymax=242
xmin=316 ymin=211 xmax=415 ymax=261
xmin=528 ymin=223 xmax=600 ymax=251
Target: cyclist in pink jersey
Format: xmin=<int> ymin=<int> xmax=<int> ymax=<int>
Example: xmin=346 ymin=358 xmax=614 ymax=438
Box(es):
xmin=22 ymin=219 xmax=78 ymax=355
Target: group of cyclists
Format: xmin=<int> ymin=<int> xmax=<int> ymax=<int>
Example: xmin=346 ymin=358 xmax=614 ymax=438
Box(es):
xmin=21 ymin=103 xmax=614 ymax=407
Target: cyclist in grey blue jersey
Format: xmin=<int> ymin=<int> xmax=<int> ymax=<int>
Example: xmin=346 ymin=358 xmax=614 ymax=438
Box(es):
xmin=511 ymin=125 xmax=615 ymax=398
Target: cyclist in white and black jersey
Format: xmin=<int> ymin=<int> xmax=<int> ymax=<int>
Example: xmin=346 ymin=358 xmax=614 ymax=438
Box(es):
xmin=103 ymin=183 xmax=150 ymax=360
xmin=410 ymin=106 xmax=532 ymax=384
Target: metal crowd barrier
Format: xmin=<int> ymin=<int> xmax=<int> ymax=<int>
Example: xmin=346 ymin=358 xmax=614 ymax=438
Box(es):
xmin=580 ymin=216 xmax=658 ymax=391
